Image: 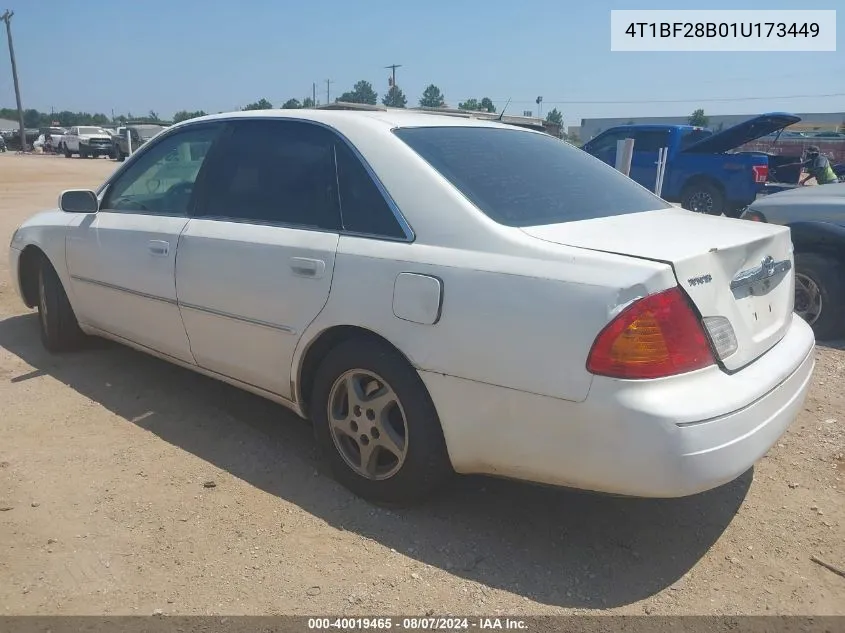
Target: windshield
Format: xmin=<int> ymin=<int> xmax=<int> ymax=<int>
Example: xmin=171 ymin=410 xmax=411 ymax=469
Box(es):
xmin=78 ymin=127 xmax=107 ymax=135
xmin=393 ymin=126 xmax=670 ymax=227
xmin=135 ymin=125 xmax=165 ymax=140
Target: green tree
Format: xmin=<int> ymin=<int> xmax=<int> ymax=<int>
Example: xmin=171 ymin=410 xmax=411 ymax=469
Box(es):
xmin=419 ymin=84 xmax=445 ymax=108
xmin=302 ymin=97 xmax=316 ymax=108
xmin=243 ymin=98 xmax=274 ymax=111
xmin=172 ymin=110 xmax=208 ymax=123
xmin=458 ymin=98 xmax=481 ymax=111
xmin=688 ymin=108 xmax=709 ymax=127
xmin=281 ymin=98 xmax=302 ymax=109
xmin=458 ymin=97 xmax=496 ymax=113
xmin=23 ymin=108 xmax=42 ymax=128
xmin=545 ymin=108 xmax=563 ymax=126
xmin=336 ymin=80 xmax=378 ymax=105
xmin=148 ymin=110 xmax=160 ymax=121
xmin=381 ymin=85 xmax=407 ymax=108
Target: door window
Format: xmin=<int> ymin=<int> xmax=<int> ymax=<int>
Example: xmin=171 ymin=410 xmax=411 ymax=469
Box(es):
xmin=585 ymin=130 xmax=627 ymax=154
xmin=197 ymin=119 xmax=341 ymax=231
xmin=102 ymin=124 xmax=222 ymax=216
xmin=334 ymin=141 xmax=406 ymax=239
xmin=629 ymin=130 xmax=671 ymax=153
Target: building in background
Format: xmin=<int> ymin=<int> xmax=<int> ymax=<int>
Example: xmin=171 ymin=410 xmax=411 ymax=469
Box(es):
xmin=579 ymin=112 xmax=845 ymax=141
xmin=0 ymin=117 xmax=19 ymax=131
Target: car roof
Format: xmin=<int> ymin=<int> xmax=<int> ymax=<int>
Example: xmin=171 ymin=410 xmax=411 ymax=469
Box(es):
xmin=177 ymin=108 xmax=541 ymax=135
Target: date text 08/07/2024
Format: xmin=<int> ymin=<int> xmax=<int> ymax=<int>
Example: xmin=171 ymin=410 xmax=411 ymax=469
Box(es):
xmin=624 ymin=22 xmax=820 ymax=38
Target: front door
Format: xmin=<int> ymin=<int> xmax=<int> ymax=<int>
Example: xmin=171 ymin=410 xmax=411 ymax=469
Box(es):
xmin=175 ymin=119 xmax=342 ymax=398
xmin=65 ymin=123 xmax=224 ymax=363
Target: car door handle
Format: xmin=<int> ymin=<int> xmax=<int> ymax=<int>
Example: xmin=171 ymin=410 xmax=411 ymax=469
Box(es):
xmin=148 ymin=240 xmax=169 ymax=256
xmin=290 ymin=257 xmax=325 ymax=279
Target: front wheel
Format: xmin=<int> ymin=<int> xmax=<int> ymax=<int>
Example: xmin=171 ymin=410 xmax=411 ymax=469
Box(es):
xmin=311 ymin=338 xmax=453 ymax=505
xmin=63 ymin=145 xmax=72 ymax=158
xmin=794 ymin=252 xmax=845 ymax=341
xmin=681 ymin=181 xmax=726 ymax=216
xmin=37 ymin=256 xmax=86 ymax=353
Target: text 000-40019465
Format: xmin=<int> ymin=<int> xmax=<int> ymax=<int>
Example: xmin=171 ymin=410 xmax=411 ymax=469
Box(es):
xmin=610 ymin=9 xmax=836 ymax=52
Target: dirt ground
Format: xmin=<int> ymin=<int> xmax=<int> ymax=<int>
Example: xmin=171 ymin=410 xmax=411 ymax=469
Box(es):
xmin=0 ymin=154 xmax=843 ymax=616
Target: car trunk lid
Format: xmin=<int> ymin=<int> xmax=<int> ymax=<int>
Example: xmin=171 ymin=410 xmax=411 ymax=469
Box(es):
xmin=683 ymin=113 xmax=801 ymax=154
xmin=522 ymin=208 xmax=795 ymax=371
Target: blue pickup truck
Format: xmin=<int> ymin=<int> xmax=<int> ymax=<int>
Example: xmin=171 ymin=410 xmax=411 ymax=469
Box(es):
xmin=582 ymin=113 xmax=801 ymax=217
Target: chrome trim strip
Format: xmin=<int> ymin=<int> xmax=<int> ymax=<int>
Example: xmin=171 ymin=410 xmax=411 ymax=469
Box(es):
xmin=178 ymin=302 xmax=297 ymax=334
xmin=70 ymin=274 xmax=177 ymax=305
xmin=730 ymin=256 xmax=792 ymax=291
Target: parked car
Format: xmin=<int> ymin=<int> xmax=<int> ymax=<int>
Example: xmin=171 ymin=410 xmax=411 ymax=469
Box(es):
xmin=582 ymin=113 xmax=801 ymax=217
xmin=60 ymin=126 xmax=114 ymax=158
xmin=113 ymin=124 xmax=167 ymax=161
xmin=9 ymin=110 xmax=815 ymax=504
xmin=741 ymin=183 xmax=845 ymax=340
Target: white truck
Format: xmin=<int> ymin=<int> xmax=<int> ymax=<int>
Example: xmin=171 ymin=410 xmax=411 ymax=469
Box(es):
xmin=59 ymin=126 xmax=114 ymax=158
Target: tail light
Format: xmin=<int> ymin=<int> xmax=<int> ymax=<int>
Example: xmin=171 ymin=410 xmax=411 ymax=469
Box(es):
xmin=752 ymin=165 xmax=768 ymax=183
xmin=742 ymin=209 xmax=767 ymax=222
xmin=587 ymin=287 xmax=715 ymax=379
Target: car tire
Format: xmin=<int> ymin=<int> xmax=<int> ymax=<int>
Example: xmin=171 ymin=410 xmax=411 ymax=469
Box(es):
xmin=36 ymin=255 xmax=86 ymax=353
xmin=794 ymin=252 xmax=845 ymax=341
xmin=116 ymin=148 xmax=125 ymax=162
xmin=311 ymin=338 xmax=453 ymax=505
xmin=63 ymin=145 xmax=72 ymax=158
xmin=681 ymin=181 xmax=725 ymax=216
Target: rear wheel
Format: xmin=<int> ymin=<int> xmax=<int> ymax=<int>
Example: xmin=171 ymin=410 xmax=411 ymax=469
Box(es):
xmin=63 ymin=145 xmax=72 ymax=158
xmin=37 ymin=256 xmax=86 ymax=353
xmin=681 ymin=181 xmax=725 ymax=216
xmin=311 ymin=338 xmax=453 ymax=505
xmin=794 ymin=252 xmax=845 ymax=340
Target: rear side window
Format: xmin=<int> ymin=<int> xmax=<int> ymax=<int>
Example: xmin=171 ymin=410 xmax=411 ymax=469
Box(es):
xmin=393 ymin=127 xmax=670 ymax=227
xmin=334 ymin=142 xmax=406 ymax=239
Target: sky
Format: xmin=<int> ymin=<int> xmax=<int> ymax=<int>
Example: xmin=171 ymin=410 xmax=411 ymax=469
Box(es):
xmin=1 ymin=0 xmax=843 ymax=128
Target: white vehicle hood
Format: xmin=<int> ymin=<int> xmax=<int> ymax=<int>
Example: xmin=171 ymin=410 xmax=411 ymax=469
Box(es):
xmin=522 ymin=208 xmax=796 ymax=371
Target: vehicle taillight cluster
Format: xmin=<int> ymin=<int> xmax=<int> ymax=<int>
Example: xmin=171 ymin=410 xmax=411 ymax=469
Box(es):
xmin=586 ymin=287 xmax=715 ymax=379
xmin=752 ymin=165 xmax=769 ymax=183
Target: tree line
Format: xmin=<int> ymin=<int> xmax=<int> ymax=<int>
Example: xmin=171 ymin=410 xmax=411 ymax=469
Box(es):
xmin=2 ymin=80 xmax=567 ymax=131
xmin=246 ymin=80 xmax=566 ymax=131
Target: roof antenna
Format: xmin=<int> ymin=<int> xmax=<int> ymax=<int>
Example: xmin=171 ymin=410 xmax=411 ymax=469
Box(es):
xmin=496 ymin=98 xmax=511 ymax=121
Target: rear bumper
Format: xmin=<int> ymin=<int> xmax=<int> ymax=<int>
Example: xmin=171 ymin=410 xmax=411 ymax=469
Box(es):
xmin=422 ymin=313 xmax=815 ymax=497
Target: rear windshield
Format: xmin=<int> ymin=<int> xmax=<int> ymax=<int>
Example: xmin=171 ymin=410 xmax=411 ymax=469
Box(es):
xmin=393 ymin=126 xmax=670 ymax=227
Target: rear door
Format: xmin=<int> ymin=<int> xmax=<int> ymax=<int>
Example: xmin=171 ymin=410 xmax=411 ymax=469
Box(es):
xmin=628 ymin=128 xmax=671 ymax=192
xmin=176 ymin=119 xmax=342 ymax=399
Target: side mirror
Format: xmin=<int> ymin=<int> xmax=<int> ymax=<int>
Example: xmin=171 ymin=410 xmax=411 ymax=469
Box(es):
xmin=59 ymin=189 xmax=99 ymax=213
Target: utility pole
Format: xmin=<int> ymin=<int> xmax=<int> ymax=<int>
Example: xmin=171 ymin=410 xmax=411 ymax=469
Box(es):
xmin=325 ymin=79 xmax=333 ymax=104
xmin=385 ymin=64 xmax=402 ymax=107
xmin=312 ymin=82 xmax=316 ymax=107
xmin=2 ymin=10 xmax=26 ymax=153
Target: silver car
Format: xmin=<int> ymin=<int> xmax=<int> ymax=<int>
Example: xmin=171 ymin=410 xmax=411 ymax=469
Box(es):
xmin=742 ymin=183 xmax=845 ymax=340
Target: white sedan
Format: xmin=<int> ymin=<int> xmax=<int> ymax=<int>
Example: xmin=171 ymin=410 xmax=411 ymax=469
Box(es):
xmin=8 ymin=110 xmax=815 ymax=504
